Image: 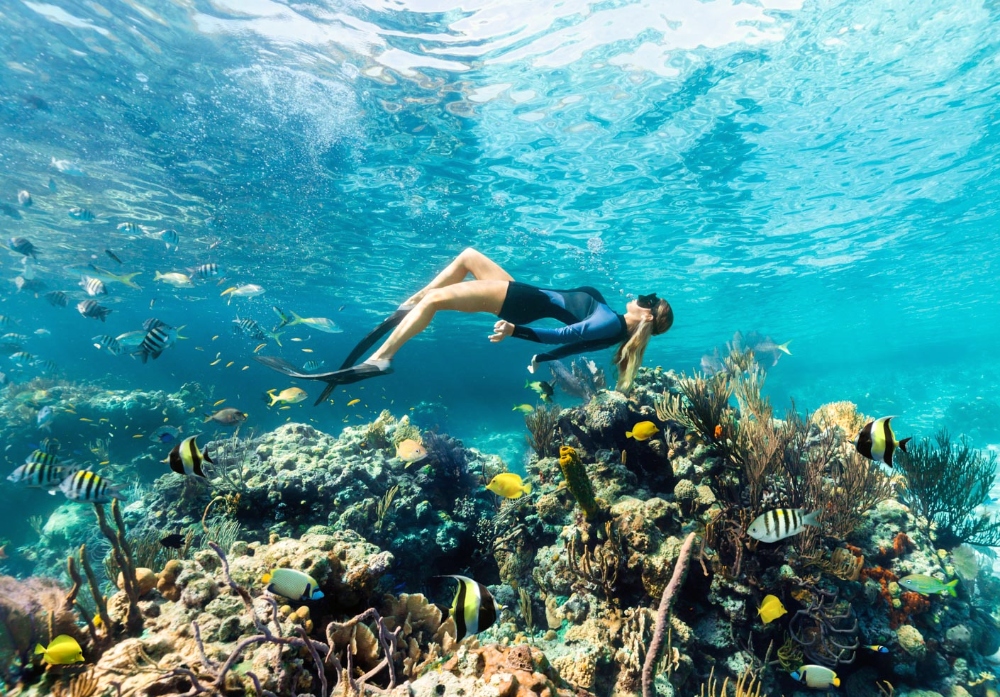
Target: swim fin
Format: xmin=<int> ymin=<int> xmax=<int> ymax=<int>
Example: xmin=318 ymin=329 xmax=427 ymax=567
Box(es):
xmin=313 ymin=361 xmax=394 ymax=405
xmin=339 ymin=307 xmax=412 ymax=369
xmin=254 ymin=356 xmax=394 ymax=406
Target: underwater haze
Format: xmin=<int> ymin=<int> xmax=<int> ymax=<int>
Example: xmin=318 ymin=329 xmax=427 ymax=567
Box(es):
xmin=3 ymin=0 xmax=1000 ymax=693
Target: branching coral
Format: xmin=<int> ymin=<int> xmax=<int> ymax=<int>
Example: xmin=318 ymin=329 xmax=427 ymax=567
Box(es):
xmin=94 ymin=500 xmax=142 ymax=635
xmin=149 ymin=542 xmax=403 ymax=697
xmin=642 ymin=532 xmax=696 ymax=697
xmin=205 ymin=429 xmax=258 ymax=496
xmin=896 ymin=430 xmax=1000 ymax=548
xmin=567 ymin=522 xmax=624 ymax=601
xmin=788 ymin=586 xmax=859 ymax=667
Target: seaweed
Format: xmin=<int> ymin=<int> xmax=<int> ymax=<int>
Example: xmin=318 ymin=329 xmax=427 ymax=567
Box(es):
xmin=525 ymin=404 xmax=562 ymax=458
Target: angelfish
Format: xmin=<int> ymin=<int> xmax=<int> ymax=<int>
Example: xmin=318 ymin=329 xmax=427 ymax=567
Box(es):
xmin=164 ymin=435 xmax=213 ymax=478
xmin=262 ymin=568 xmax=324 ymax=601
xmin=855 ymin=416 xmax=911 ymax=468
xmin=441 ymin=575 xmax=499 ymax=641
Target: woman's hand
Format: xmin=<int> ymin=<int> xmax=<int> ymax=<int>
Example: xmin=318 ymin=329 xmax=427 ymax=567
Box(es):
xmin=490 ymin=320 xmax=515 ymax=343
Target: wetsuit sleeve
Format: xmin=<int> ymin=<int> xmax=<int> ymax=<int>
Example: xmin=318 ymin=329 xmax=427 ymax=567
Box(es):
xmin=511 ymin=322 xmax=591 ymax=344
xmin=533 ymin=337 xmax=620 ymax=363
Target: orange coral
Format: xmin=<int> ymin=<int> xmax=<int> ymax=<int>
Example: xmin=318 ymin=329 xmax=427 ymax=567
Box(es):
xmin=877 ymin=533 xmax=914 ymax=560
xmin=891 ymin=592 xmax=930 ymax=629
xmin=862 ymin=567 xmax=930 ymax=628
xmin=893 ymin=533 xmax=913 ymax=557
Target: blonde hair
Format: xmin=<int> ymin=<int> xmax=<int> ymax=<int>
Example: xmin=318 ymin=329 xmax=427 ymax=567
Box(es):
xmin=613 ymin=298 xmax=673 ymax=392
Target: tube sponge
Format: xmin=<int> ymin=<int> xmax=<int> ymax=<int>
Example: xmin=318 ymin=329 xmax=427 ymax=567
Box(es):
xmin=558 ymin=446 xmax=601 ymax=522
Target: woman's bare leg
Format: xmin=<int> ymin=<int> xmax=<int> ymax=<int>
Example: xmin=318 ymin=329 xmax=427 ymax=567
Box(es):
xmin=371 ymin=280 xmax=509 ymax=361
xmin=403 ymin=248 xmax=513 ymax=306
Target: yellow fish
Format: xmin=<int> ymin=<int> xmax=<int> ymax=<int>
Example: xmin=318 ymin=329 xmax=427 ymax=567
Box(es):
xmin=280 ymin=406 xmax=290 ymax=410
xmin=225 ymin=361 xmax=234 ymax=368
xmin=133 ymin=434 xmax=144 ymax=439
xmin=254 ymin=343 xmax=266 ymax=353
xmin=512 ymin=404 xmax=534 ymax=414
xmin=626 ymin=421 xmax=659 ymax=441
xmin=34 ymin=635 xmax=83 ymax=665
xmin=757 ymin=594 xmax=787 ymax=624
xmin=80 ymin=417 xmax=93 ymax=423
xmin=485 ymin=473 xmax=532 ymax=499
xmin=242 ymin=365 xmax=249 ymax=371
xmin=396 ymin=438 xmax=428 ymax=466
xmin=267 ymin=387 xmax=307 ymax=407
xmin=213 ymin=399 xmax=226 ymax=406
xmin=212 ymin=335 xmax=219 ymax=341
xmin=302 ymin=348 xmax=314 ymax=353
xmin=347 ymin=398 xmax=361 ymax=406
xmin=210 ymin=359 xmax=221 ymax=366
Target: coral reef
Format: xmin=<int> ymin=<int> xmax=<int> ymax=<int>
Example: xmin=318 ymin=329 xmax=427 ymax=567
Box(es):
xmin=7 ymin=349 xmax=1000 ymax=697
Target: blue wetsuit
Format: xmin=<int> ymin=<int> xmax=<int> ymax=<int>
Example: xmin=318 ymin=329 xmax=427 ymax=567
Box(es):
xmin=498 ymin=282 xmax=627 ymax=363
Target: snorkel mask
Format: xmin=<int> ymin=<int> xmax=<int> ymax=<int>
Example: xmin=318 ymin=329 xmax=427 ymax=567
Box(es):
xmin=637 ymin=293 xmax=659 ymax=310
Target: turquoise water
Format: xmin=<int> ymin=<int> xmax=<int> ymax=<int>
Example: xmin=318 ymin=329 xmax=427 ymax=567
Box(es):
xmin=1 ymin=0 xmax=999 ymax=545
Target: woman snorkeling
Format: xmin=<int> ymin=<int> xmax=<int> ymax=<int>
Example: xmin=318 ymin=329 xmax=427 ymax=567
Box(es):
xmin=256 ymin=248 xmax=673 ymax=405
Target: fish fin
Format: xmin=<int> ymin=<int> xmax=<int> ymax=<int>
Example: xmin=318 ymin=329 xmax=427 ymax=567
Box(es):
xmin=221 ymin=287 xmax=236 ymax=296
xmin=120 ymin=272 xmax=142 ymax=289
xmin=202 ymin=448 xmax=213 ymax=464
xmin=802 ymin=510 xmax=822 ymax=528
xmin=625 ymin=431 xmax=633 ymax=439
xmin=898 ymin=436 xmax=912 ymax=453
xmin=272 ymin=306 xmax=291 ymax=328
xmin=35 ymin=644 xmax=46 ymax=655
xmin=523 ymin=483 xmax=532 ymax=495
xmin=777 ymin=341 xmax=792 ymax=355
xmin=261 ymin=573 xmax=271 ymax=583
xmin=203 ymin=414 xmax=212 ymax=422
xmin=290 ymin=311 xmax=305 ymax=326
xmin=154 ymin=271 xmax=163 ymax=281
xmin=271 ymin=331 xmax=283 ymax=347
xmin=946 ymin=578 xmax=959 ymax=597
xmin=176 ymin=326 xmax=188 ymax=340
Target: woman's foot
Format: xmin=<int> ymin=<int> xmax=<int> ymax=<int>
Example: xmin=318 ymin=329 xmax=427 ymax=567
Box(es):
xmin=338 ymin=307 xmax=413 ymax=370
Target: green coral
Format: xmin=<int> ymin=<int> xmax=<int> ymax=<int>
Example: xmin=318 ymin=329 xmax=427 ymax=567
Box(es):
xmin=558 ymin=446 xmax=601 ymax=522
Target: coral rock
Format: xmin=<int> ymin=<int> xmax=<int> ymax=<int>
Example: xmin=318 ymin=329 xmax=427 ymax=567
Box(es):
xmin=118 ymin=567 xmax=157 ymax=597
xmin=897 ymin=624 xmax=927 ymax=659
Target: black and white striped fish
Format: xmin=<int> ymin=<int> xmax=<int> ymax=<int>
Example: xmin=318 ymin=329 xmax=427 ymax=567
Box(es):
xmin=747 ymin=508 xmax=821 ymax=543
xmin=9 ymin=351 xmax=35 ymax=366
xmin=9 ymin=237 xmax=38 ymax=258
xmin=190 ymin=263 xmax=221 ymax=279
xmin=92 ymin=335 xmax=126 ymax=356
xmin=135 ymin=325 xmax=177 ymax=363
xmin=77 ymin=300 xmax=112 ymax=321
xmin=233 ymin=317 xmax=268 ymax=341
xmin=165 ymin=435 xmax=212 ymax=478
xmin=855 ymin=416 xmax=911 ymax=468
xmin=33 ymin=359 xmax=58 ymax=374
xmin=59 ymin=470 xmax=121 ymax=504
xmin=117 ymin=222 xmax=142 ymax=234
xmin=142 ymin=317 xmax=169 ymax=331
xmin=7 ymin=461 xmax=79 ymax=492
xmin=79 ymin=276 xmax=106 ymax=296
xmin=45 ymin=291 xmax=69 ymax=307
xmin=441 ymin=575 xmax=499 ymax=641
xmin=68 ymin=207 xmax=95 ymax=221
xmin=146 ymin=228 xmax=179 ymax=249
xmin=15 ymin=276 xmax=46 ymax=294
xmin=26 ymin=448 xmax=59 ymax=467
